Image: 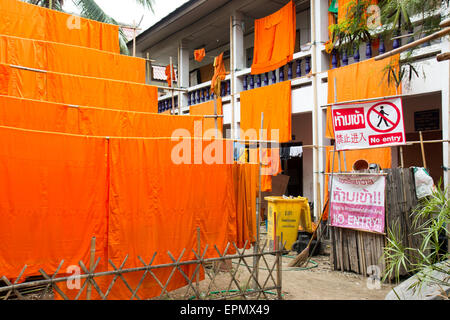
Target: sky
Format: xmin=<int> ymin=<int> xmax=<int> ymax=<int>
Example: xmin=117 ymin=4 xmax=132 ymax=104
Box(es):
xmin=63 ymin=0 xmax=190 ymax=33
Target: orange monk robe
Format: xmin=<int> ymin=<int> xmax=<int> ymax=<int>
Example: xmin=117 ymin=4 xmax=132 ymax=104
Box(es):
xmin=251 ymin=0 xmax=296 ymax=75
xmin=210 ymin=52 xmax=227 ymax=97
xmin=194 ymin=48 xmax=206 ymax=62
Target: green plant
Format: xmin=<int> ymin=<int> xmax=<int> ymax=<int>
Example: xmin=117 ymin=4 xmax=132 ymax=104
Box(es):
xmin=383 ymin=51 xmax=422 ymax=88
xmin=24 ymin=0 xmax=154 ymax=54
xmin=383 ymin=182 xmax=449 ymax=298
xmin=329 ymin=0 xmax=374 ymax=56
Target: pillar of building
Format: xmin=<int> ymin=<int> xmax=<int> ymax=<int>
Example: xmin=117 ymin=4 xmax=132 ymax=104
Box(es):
xmin=230 ymin=11 xmax=245 ymax=140
xmin=178 ymin=39 xmax=190 ymax=110
xmin=311 ymin=0 xmax=329 ymax=220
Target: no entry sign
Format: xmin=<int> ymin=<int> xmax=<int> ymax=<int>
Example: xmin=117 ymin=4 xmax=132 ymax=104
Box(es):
xmin=332 ymin=98 xmax=405 ymax=151
xmin=330 ymin=174 xmax=386 ymax=234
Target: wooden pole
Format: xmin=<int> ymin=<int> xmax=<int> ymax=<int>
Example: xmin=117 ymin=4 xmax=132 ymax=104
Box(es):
xmin=146 ymin=52 xmax=151 ymax=84
xmin=437 ymin=52 xmax=450 ymax=62
xmin=333 ymin=76 xmax=344 ymax=272
xmin=400 ymin=146 xmax=405 ymax=168
xmin=86 ymin=236 xmax=96 ymax=300
xmin=230 ymin=16 xmax=236 ymax=140
xmin=177 ymin=46 xmax=182 ymax=116
xmin=419 ymin=131 xmax=427 ymax=169
xmin=214 ymin=96 xmax=218 ymax=138
xmin=196 ymin=227 xmax=200 ymax=298
xmin=253 ymin=112 xmax=264 ymax=290
xmin=276 ymin=231 xmax=283 ymax=300
xmin=375 ymin=27 xmax=450 ymax=61
xmin=170 ymin=57 xmax=175 ymax=115
xmin=132 ymin=21 xmax=137 ymax=57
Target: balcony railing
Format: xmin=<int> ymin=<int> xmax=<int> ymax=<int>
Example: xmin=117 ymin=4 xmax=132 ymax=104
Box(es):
xmin=157 ymin=30 xmax=440 ymax=114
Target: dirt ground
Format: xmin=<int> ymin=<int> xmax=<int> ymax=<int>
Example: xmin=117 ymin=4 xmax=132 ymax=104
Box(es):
xmin=167 ymin=245 xmax=394 ymax=300
xmin=276 ymin=254 xmax=393 ymax=300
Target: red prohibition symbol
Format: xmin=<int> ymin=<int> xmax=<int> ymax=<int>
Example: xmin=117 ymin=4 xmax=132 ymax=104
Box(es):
xmin=367 ymin=101 xmax=401 ymax=133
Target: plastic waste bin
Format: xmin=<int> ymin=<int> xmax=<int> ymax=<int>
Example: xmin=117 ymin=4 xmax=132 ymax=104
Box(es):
xmin=265 ymin=196 xmax=312 ymax=251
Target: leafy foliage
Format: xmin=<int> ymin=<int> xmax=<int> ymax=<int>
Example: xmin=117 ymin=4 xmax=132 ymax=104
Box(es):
xmin=383 ymin=182 xmax=449 ymax=299
xmin=329 ymin=0 xmax=449 ymax=87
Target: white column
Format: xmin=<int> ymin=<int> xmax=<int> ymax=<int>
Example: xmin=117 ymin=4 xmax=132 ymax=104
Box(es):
xmin=311 ymin=0 xmax=329 ymax=220
xmin=229 ymin=11 xmax=246 ymax=140
xmin=178 ymin=39 xmax=190 ymax=110
xmin=233 ymin=11 xmax=245 ymax=93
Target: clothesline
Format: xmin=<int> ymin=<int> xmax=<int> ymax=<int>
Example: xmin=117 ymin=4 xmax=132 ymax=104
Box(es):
xmin=1 ymin=33 xmax=143 ymax=59
xmin=0 ymin=94 xmax=213 ymax=118
xmin=0 ymin=124 xmax=282 ymax=144
xmin=6 ymin=63 xmax=188 ymax=92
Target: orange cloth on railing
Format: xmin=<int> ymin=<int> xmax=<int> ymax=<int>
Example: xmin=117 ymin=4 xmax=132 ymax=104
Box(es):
xmin=0 ymin=0 xmax=119 ymax=53
xmin=240 ymin=81 xmax=292 ymax=143
xmin=251 ymin=0 xmax=296 ymax=75
xmin=0 ymin=95 xmax=203 ymax=138
xmin=0 ymin=64 xmax=158 ymax=113
xmin=189 ymin=98 xmax=223 ymax=137
xmin=194 ymin=48 xmax=206 ymax=62
xmin=165 ymin=65 xmax=176 ymax=87
xmin=0 ymin=126 xmax=109 ymax=280
xmin=210 ymin=52 xmax=227 ymax=97
xmin=0 ymin=35 xmax=145 ymax=83
xmin=322 ymin=146 xmax=391 ymax=220
xmin=326 ymin=55 xmax=401 ymax=139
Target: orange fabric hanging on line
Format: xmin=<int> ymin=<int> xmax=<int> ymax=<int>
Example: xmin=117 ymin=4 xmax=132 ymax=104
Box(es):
xmin=0 ymin=64 xmax=158 ymax=113
xmin=260 ymin=147 xmax=282 ymax=192
xmin=322 ymin=146 xmax=392 ymax=220
xmin=326 ymin=55 xmax=401 ymax=139
xmin=103 ymin=138 xmax=237 ymax=299
xmin=194 ymin=48 xmax=206 ymax=62
xmin=233 ymin=163 xmax=259 ymax=249
xmin=0 ymin=0 xmax=119 ymax=53
xmin=0 ymin=126 xmax=109 ymax=280
xmin=108 ymin=138 xmax=238 ymax=269
xmin=0 ymin=35 xmax=145 ymax=83
xmin=189 ymin=98 xmax=223 ymax=137
xmin=210 ymin=52 xmax=227 ymax=97
xmin=251 ymin=0 xmax=296 ymax=75
xmin=240 ymin=81 xmax=292 ymax=143
xmin=0 ymin=95 xmax=203 ymax=138
xmin=165 ymin=64 xmax=176 ymax=87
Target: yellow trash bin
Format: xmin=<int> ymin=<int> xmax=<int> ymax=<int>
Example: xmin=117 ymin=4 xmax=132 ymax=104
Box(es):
xmin=265 ymin=196 xmax=312 ymax=251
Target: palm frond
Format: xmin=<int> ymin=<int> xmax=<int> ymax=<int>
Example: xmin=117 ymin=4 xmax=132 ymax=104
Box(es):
xmin=134 ymin=0 xmax=154 ymax=13
xmin=72 ymin=0 xmax=131 ymax=54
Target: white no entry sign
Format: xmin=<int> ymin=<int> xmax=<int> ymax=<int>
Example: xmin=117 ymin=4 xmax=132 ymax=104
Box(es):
xmin=332 ymin=98 xmax=405 ymax=151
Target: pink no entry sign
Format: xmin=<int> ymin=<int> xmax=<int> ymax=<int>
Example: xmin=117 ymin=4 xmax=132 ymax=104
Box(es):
xmin=330 ymin=174 xmax=386 ymax=234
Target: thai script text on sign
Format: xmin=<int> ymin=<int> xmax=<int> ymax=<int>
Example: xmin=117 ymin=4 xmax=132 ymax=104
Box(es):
xmin=332 ymin=98 xmax=405 ymax=151
xmin=330 ymin=174 xmax=386 ymax=234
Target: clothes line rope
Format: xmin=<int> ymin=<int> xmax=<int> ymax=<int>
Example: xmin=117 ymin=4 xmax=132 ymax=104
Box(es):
xmin=0 ymin=94 xmax=211 ymax=118
xmin=0 ymin=33 xmax=146 ymax=60
xmin=0 ymin=124 xmax=281 ymax=144
xmin=5 ymin=62 xmax=186 ymax=91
